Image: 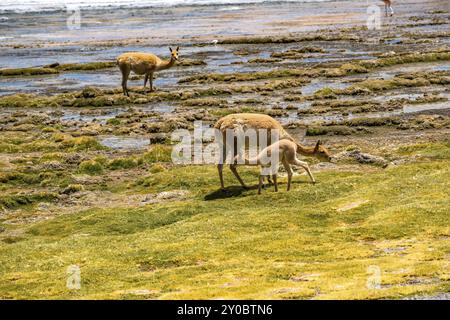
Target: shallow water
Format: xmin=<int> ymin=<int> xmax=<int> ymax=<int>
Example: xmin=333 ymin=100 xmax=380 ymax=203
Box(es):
xmin=98 ymin=135 xmax=150 ymax=150
xmin=301 ymin=79 xmax=350 ymax=96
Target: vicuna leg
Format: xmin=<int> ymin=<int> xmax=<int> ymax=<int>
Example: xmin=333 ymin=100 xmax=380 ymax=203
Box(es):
xmin=272 ymin=174 xmax=278 ymax=192
xmin=228 ymin=137 xmax=247 ymax=189
xmin=258 ymin=175 xmax=264 ymax=194
xmin=149 ymin=73 xmax=154 ymax=92
xmin=282 ymin=160 xmax=293 ymax=191
xmin=218 ymin=164 xmax=225 ymax=190
xmin=143 ymin=73 xmax=149 ymax=89
xmin=119 ymin=64 xmax=131 ymax=97
xmin=385 ymin=4 xmax=388 ymax=16
xmin=389 ymin=5 xmax=394 ymax=16
xmin=230 ymin=163 xmax=248 ymax=189
xmin=218 ymin=143 xmax=227 ymax=190
xmin=293 ymin=158 xmax=316 ymax=184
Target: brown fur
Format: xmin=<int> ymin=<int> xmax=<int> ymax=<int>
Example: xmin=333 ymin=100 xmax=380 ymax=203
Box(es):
xmin=214 ymin=113 xmax=331 ymax=189
xmin=117 ymin=47 xmax=179 ymax=96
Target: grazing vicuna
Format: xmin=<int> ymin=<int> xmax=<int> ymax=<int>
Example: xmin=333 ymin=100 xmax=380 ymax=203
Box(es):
xmin=234 ymin=139 xmax=317 ymax=194
xmin=382 ymin=0 xmax=394 ymax=16
xmin=117 ymin=47 xmax=179 ymax=96
xmin=214 ymin=113 xmax=331 ymax=190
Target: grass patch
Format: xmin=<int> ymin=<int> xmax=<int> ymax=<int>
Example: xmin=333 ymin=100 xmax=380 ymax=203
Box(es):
xmin=0 ymin=192 xmax=59 ymax=210
xmin=0 ymin=153 xmax=448 ymax=298
xmin=78 ymin=160 xmax=104 ymax=175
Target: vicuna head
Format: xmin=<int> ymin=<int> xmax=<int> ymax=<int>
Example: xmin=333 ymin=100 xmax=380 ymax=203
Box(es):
xmin=169 ymin=46 xmax=180 ymax=61
xmin=313 ymin=140 xmax=332 ymax=162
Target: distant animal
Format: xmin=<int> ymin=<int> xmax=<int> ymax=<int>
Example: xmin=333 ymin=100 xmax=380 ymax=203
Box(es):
xmin=382 ymin=0 xmax=394 ymax=16
xmin=214 ymin=113 xmax=331 ymax=190
xmin=234 ymin=139 xmax=317 ymax=194
xmin=116 ymin=46 xmax=179 ymax=96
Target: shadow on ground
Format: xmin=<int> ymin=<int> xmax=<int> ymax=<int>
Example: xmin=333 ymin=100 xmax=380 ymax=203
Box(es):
xmin=204 ymin=185 xmax=258 ymax=200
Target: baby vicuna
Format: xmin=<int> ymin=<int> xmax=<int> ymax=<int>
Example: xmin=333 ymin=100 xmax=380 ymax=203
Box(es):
xmin=235 ymin=139 xmax=319 ymax=194
xmin=117 ymin=47 xmax=179 ymax=96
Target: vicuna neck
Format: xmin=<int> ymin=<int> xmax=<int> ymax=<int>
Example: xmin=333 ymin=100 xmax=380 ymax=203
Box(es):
xmin=296 ymin=144 xmax=316 ymax=157
xmin=157 ymin=57 xmax=176 ymax=71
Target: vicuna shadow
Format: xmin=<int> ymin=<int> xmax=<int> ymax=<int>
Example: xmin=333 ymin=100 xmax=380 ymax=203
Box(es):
xmin=204 ymin=179 xmax=315 ymax=201
xmin=204 ymin=185 xmax=259 ymax=201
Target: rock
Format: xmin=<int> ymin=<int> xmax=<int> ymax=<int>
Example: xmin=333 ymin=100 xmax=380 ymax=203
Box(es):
xmin=133 ymin=98 xmax=148 ymax=104
xmin=44 ymin=62 xmax=60 ymax=68
xmin=39 ymin=161 xmax=65 ymax=171
xmin=149 ymin=133 xmax=168 ymax=144
xmin=333 ymin=149 xmax=388 ymax=167
xmin=142 ymin=190 xmax=189 ymax=204
xmin=37 ymin=202 xmax=50 ymax=211
xmin=81 ymin=86 xmax=101 ymax=98
xmin=61 ymin=184 xmax=84 ymax=195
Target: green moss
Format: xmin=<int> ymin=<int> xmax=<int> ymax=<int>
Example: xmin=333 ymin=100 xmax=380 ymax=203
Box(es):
xmin=78 ymin=160 xmax=104 ymax=175
xmin=106 ymin=118 xmax=121 ymax=126
xmin=61 ymin=136 xmax=106 ymax=152
xmin=342 ymin=117 xmax=401 ymax=127
xmin=218 ymin=34 xmax=358 ymax=45
xmin=61 ymin=184 xmax=84 ymax=195
xmin=247 ymin=58 xmax=282 ymax=64
xmin=306 ymin=125 xmax=356 ymax=136
xmin=143 ymin=145 xmax=172 ymax=163
xmin=314 ymin=71 xmax=449 ymax=97
xmin=0 ymin=67 xmax=59 ymax=77
xmin=397 ymin=142 xmax=450 ymax=160
xmin=176 ymin=59 xmax=207 ymax=67
xmin=0 ymin=192 xmax=59 ymax=210
xmin=0 ymin=61 xmax=116 ymax=77
xmin=149 ymin=163 xmax=166 ymax=173
xmin=56 ymin=61 xmax=116 ymax=71
xmin=182 ymin=98 xmax=228 ymax=107
xmin=180 ymin=49 xmax=450 ymax=85
xmin=313 ymin=87 xmax=338 ymax=99
xmin=359 ymin=51 xmax=450 ymax=70
xmin=339 ymin=63 xmax=369 ymax=74
xmin=108 ymin=157 xmax=140 ymax=170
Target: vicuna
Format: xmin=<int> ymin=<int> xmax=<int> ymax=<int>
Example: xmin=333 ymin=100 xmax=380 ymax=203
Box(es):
xmin=117 ymin=46 xmax=179 ymax=96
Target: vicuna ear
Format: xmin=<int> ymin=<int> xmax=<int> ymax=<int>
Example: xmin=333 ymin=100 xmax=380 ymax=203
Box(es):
xmin=176 ymin=46 xmax=179 ymax=51
xmin=314 ymin=140 xmax=321 ymax=151
xmin=169 ymin=47 xmax=172 ymax=52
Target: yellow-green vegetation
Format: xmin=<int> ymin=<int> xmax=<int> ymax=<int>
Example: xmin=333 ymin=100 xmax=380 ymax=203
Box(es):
xmin=217 ymin=33 xmax=359 ymax=45
xmin=0 ymin=132 xmax=106 ymax=153
xmin=0 ymin=67 xmax=59 ymax=77
xmin=0 ymin=78 xmax=307 ymax=109
xmin=179 ymin=49 xmax=450 ymax=84
xmin=176 ymin=59 xmax=207 ymax=67
xmin=0 ymin=192 xmax=59 ymax=211
xmin=270 ymin=46 xmax=325 ymax=59
xmin=314 ymin=71 xmax=450 ymax=98
xmin=56 ymin=61 xmax=116 ymax=71
xmin=0 ymin=59 xmax=205 ymax=77
xmin=0 ymin=142 xmax=449 ymax=299
xmin=0 ymin=62 xmax=116 ymax=77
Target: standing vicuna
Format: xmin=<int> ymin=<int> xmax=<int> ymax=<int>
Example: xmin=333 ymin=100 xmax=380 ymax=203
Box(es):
xmin=382 ymin=0 xmax=394 ymax=16
xmin=214 ymin=113 xmax=331 ymax=190
xmin=117 ymin=47 xmax=179 ymax=96
xmin=234 ymin=139 xmax=317 ymax=194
